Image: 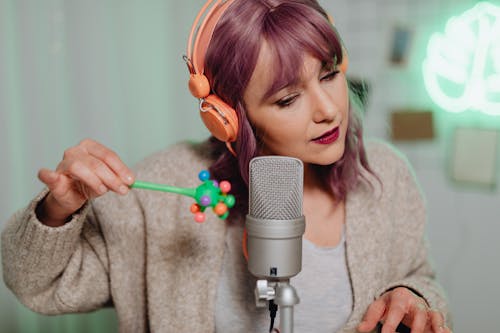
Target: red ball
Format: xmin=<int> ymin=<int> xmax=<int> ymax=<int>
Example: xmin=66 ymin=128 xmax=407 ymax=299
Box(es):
xmin=219 ymin=181 xmax=231 ymax=193
xmin=190 ymin=203 xmax=200 ymax=213
xmin=194 ymin=212 xmax=206 ymax=223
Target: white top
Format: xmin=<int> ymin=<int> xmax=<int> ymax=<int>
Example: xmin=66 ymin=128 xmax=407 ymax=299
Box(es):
xmin=215 ymin=223 xmax=352 ymax=332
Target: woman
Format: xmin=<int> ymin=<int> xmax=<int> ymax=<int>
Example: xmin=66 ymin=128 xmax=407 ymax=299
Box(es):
xmin=1 ymin=0 xmax=451 ymax=332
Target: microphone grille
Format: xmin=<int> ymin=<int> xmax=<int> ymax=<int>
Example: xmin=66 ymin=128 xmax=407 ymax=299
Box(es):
xmin=249 ymin=156 xmax=303 ymax=220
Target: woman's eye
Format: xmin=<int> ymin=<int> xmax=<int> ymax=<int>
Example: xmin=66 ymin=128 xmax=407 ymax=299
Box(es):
xmin=320 ymin=70 xmax=339 ymax=81
xmin=276 ymin=94 xmax=298 ymax=107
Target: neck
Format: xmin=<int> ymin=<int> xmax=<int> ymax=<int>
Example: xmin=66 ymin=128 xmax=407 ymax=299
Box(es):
xmin=303 ymin=163 xmax=324 ymax=191
xmin=302 ymin=163 xmax=345 ymax=247
xmin=303 ymin=163 xmax=335 ymax=200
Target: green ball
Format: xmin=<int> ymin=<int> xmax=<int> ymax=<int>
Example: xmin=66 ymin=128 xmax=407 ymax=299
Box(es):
xmin=224 ymin=194 xmax=236 ymax=208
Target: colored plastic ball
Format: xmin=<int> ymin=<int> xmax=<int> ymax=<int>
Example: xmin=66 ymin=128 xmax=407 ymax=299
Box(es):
xmin=219 ymin=181 xmax=231 ymax=193
xmin=194 ymin=212 xmax=206 ymax=223
xmin=214 ymin=202 xmax=228 ymax=215
xmin=224 ymin=194 xmax=236 ymax=208
xmin=198 ymin=170 xmax=210 ymax=181
xmin=190 ymin=203 xmax=200 ymax=213
xmin=200 ymin=195 xmax=211 ymax=206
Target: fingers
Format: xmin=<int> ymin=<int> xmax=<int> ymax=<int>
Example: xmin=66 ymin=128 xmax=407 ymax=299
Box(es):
xmin=79 ymin=139 xmax=134 ymax=185
xmin=39 ymin=168 xmax=74 ymax=198
xmin=409 ymin=302 xmax=429 ymax=333
xmin=59 ymin=139 xmax=134 ymax=196
xmin=38 ymin=168 xmax=60 ymax=187
xmin=58 ymin=158 xmax=111 ymax=196
xmin=358 ymin=296 xmax=387 ymax=332
xmin=430 ymin=309 xmax=451 ymax=333
xmin=360 ymin=287 xmax=450 ymax=333
xmin=37 ymin=169 xmax=87 ymax=222
xmin=381 ymin=299 xmax=407 ymax=333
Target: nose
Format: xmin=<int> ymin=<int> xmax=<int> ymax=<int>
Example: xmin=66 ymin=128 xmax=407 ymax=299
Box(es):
xmin=310 ymin=84 xmax=338 ymax=123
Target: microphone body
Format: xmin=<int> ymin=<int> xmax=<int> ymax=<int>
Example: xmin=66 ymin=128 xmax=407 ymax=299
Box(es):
xmin=246 ymin=156 xmax=305 ymax=280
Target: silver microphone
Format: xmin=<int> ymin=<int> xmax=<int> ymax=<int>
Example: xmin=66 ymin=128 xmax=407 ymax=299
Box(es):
xmin=246 ymin=156 xmax=306 ymax=280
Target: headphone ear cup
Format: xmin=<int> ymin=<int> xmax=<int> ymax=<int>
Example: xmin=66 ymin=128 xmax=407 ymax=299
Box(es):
xmin=189 ymin=74 xmax=211 ymax=98
xmin=200 ymin=94 xmax=238 ymax=142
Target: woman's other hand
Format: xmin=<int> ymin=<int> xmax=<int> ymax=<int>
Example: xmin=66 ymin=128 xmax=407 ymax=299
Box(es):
xmin=36 ymin=139 xmax=135 ymax=227
xmin=357 ymin=287 xmax=451 ymax=333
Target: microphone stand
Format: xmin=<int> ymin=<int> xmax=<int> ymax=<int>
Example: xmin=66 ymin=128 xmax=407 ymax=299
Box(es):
xmin=246 ymin=215 xmax=305 ymax=333
xmin=245 ymin=156 xmax=305 ymax=333
xmin=254 ymin=279 xmax=300 ymax=333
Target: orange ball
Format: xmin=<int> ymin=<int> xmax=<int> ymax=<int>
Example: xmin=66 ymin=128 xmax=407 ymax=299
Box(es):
xmin=190 ymin=203 xmax=201 ymax=213
xmin=214 ymin=202 xmax=228 ymax=215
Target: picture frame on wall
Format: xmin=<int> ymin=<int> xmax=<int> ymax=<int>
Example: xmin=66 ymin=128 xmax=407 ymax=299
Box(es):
xmin=450 ymin=127 xmax=499 ymax=188
xmin=389 ymin=25 xmax=414 ymax=66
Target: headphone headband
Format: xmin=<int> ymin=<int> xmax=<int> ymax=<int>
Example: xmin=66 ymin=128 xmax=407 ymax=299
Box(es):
xmin=186 ymin=0 xmax=235 ymax=75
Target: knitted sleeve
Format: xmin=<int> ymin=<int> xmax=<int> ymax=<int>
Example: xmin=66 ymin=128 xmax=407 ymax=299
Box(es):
xmin=372 ymin=143 xmax=452 ymax=328
xmin=1 ymin=189 xmax=112 ymax=315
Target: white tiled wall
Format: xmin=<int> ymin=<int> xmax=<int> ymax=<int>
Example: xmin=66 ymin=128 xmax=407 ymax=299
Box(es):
xmin=322 ymin=1 xmax=500 ymax=331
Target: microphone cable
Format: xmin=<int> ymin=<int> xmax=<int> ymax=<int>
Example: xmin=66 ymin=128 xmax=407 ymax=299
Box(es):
xmin=269 ymin=300 xmax=279 ymax=333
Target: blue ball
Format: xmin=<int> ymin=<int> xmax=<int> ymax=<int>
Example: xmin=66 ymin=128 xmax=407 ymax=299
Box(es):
xmin=198 ymin=170 xmax=210 ymax=181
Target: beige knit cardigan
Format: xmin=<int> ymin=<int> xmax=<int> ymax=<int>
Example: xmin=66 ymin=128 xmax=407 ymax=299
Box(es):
xmin=2 ymin=141 xmax=450 ymax=332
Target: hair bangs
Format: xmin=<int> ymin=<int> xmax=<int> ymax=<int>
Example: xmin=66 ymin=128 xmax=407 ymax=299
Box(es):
xmin=261 ymin=3 xmax=344 ymax=100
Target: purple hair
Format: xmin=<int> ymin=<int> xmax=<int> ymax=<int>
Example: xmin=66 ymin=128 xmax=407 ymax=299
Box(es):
xmin=203 ymin=0 xmax=376 ymax=218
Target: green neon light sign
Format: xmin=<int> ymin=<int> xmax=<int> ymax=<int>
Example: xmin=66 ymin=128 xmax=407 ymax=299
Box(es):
xmin=423 ymin=2 xmax=500 ymax=116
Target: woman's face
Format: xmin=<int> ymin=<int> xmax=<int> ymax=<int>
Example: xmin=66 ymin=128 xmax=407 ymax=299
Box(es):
xmin=243 ymin=42 xmax=349 ymax=166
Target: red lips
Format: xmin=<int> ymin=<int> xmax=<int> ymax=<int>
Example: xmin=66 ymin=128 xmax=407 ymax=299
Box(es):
xmin=312 ymin=127 xmax=340 ymax=144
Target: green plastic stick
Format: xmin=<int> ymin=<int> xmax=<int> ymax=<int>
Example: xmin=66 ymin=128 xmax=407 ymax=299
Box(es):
xmin=131 ymin=181 xmax=196 ymax=198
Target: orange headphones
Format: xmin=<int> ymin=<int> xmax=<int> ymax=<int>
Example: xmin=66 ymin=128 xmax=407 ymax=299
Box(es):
xmin=184 ymin=0 xmax=239 ymax=155
xmin=184 ymin=0 xmax=349 ymax=156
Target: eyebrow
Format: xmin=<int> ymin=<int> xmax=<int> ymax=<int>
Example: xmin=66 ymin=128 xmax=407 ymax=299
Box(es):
xmin=261 ymin=77 xmax=300 ymax=103
xmin=260 ymin=61 xmax=335 ymax=103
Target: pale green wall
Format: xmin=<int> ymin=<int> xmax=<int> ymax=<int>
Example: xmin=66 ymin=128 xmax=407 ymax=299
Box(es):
xmin=0 ymin=0 xmax=207 ymax=331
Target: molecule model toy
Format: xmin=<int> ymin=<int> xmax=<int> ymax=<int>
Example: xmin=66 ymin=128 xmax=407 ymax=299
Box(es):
xmin=130 ymin=170 xmax=236 ymax=223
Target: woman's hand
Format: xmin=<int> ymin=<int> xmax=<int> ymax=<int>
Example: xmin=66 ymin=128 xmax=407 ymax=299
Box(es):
xmin=36 ymin=139 xmax=135 ymax=227
xmin=357 ymin=287 xmax=451 ymax=333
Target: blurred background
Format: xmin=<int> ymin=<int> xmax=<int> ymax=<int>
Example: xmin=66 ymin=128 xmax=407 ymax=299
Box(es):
xmin=1 ymin=0 xmax=499 ymax=332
